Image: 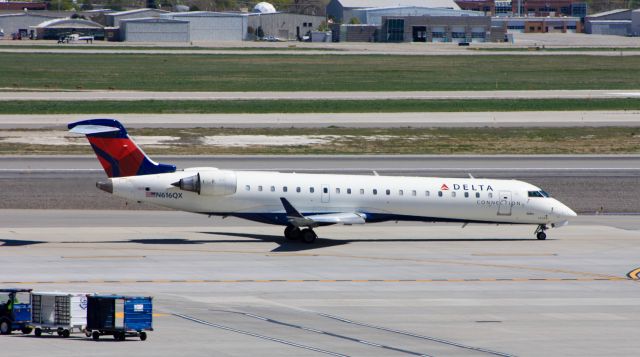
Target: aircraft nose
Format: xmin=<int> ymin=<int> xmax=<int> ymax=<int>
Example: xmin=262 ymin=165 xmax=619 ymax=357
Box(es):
xmin=555 ymin=201 xmax=577 ymax=218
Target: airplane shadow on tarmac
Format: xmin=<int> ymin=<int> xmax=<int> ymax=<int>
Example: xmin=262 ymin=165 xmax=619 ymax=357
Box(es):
xmin=0 ymin=235 xmax=537 ymax=252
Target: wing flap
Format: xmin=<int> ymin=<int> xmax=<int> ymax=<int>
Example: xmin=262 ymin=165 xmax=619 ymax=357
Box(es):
xmin=306 ymin=213 xmax=366 ymax=225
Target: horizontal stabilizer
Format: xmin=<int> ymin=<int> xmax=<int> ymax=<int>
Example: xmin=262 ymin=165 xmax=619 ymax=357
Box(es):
xmin=69 ymin=124 xmax=120 ymax=135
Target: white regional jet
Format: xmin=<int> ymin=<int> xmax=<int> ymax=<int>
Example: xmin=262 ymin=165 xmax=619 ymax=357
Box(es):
xmin=69 ymin=119 xmax=577 ymax=243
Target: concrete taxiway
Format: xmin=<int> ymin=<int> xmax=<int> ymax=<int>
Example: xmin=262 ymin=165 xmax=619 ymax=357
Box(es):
xmin=1 ymin=90 xmax=639 ymax=101
xmin=1 ymin=210 xmax=639 ymax=356
xmin=2 ymin=111 xmax=640 ymax=129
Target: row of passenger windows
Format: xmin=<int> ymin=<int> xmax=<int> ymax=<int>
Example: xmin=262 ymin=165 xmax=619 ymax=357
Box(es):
xmin=243 ymin=185 xmax=494 ymax=198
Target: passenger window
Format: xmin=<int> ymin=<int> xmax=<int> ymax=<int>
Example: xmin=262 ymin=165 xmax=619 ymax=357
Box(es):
xmin=323 ymin=187 xmax=328 ymax=194
xmin=347 ymin=188 xmax=352 ymax=194
xmin=438 ymin=191 xmax=443 ymax=197
xmin=476 ymin=192 xmax=480 ymax=198
xmin=373 ymin=189 xmax=378 ymax=195
xmin=452 ymin=191 xmax=456 ymax=197
xmin=258 ymin=185 xmax=263 ymax=192
xmin=283 ymin=186 xmax=287 ymax=192
xmin=412 ymin=190 xmax=417 ymax=196
xmin=386 ymin=189 xmax=390 ymax=195
xmin=399 ymin=189 xmax=404 ymax=196
xmin=360 ymin=189 xmax=364 ymax=195
xmin=296 ymin=187 xmax=301 ymax=193
xmin=425 ymin=191 xmax=430 ymax=197
xmin=336 ymin=188 xmax=341 ymax=194
xmin=245 ymin=185 xmax=250 ymax=191
xmin=464 ymin=192 xmax=469 ymax=198
xmin=310 ymin=187 xmax=315 ymax=193
xmin=270 ymin=186 xmax=275 ymax=192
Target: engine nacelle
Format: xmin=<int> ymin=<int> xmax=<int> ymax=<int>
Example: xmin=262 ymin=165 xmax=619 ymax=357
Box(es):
xmin=172 ymin=170 xmax=237 ymax=196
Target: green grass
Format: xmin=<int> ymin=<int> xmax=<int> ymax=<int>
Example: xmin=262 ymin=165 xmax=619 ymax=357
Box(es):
xmin=0 ymin=44 xmax=337 ymax=51
xmin=1 ymin=99 xmax=640 ymax=114
xmin=1 ymin=53 xmax=640 ymax=91
xmin=2 ymin=127 xmax=639 ymax=155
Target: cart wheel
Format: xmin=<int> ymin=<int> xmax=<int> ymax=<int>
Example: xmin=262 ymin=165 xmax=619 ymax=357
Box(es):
xmin=56 ymin=328 xmax=62 ymax=336
xmin=92 ymin=331 xmax=100 ymax=340
xmin=139 ymin=332 xmax=147 ymax=341
xmin=119 ymin=332 xmax=126 ymax=341
xmin=35 ymin=328 xmax=42 ymax=337
xmin=0 ymin=319 xmax=11 ymax=335
xmin=21 ymin=327 xmax=33 ymax=334
xmin=62 ymin=329 xmax=70 ymax=338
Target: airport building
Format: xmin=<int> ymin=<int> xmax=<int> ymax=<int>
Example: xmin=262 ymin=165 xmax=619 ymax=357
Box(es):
xmin=380 ymin=14 xmax=494 ymax=42
xmin=248 ymin=12 xmax=325 ymax=40
xmin=0 ymin=12 xmax=57 ymax=37
xmin=455 ymin=0 xmax=587 ymax=18
xmin=31 ymin=17 xmax=105 ymax=40
xmin=119 ymin=17 xmax=189 ymax=42
xmin=326 ymin=0 xmax=461 ymax=23
xmin=585 ymin=9 xmax=640 ymax=37
xmin=491 ymin=16 xmax=581 ymax=33
xmin=105 ymin=8 xmax=168 ymax=27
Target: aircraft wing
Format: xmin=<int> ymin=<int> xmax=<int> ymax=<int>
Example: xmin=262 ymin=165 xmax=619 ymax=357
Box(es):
xmin=280 ymin=198 xmax=365 ymax=227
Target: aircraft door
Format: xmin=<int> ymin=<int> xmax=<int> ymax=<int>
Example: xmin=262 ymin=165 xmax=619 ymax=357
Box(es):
xmin=321 ymin=184 xmax=330 ymax=203
xmin=497 ymin=190 xmax=512 ymax=216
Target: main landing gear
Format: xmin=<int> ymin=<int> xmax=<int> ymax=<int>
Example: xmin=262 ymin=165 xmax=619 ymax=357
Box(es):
xmin=284 ymin=225 xmax=317 ymax=244
xmin=534 ymin=225 xmax=548 ymax=240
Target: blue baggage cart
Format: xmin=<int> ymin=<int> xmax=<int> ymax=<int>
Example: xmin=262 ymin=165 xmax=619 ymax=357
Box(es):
xmin=0 ymin=288 xmax=33 ymax=335
xmin=85 ymin=295 xmax=153 ymax=341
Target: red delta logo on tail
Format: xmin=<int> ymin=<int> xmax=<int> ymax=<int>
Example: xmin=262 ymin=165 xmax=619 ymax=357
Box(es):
xmin=68 ymin=119 xmax=175 ymax=178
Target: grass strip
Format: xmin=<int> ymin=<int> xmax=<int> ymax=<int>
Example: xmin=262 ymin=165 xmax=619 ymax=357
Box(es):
xmin=1 ymin=99 xmax=640 ymax=114
xmin=2 ymin=127 xmax=639 ymax=155
xmin=1 ymin=53 xmax=640 ymax=91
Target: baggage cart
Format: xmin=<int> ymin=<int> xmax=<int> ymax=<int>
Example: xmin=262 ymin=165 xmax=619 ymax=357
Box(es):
xmin=31 ymin=292 xmax=89 ymax=337
xmin=86 ymin=295 xmax=153 ymax=341
xmin=0 ymin=289 xmax=32 ymax=335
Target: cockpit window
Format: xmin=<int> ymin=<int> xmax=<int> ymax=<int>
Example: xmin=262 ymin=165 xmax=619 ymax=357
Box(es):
xmin=528 ymin=190 xmax=550 ymax=198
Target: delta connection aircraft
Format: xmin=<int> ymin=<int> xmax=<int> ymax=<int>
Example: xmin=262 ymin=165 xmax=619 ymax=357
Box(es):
xmin=69 ymin=119 xmax=577 ymax=244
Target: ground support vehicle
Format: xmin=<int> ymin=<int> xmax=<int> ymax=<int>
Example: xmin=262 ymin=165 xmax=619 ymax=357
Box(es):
xmin=0 ymin=289 xmax=32 ymax=335
xmin=31 ymin=292 xmax=89 ymax=337
xmin=86 ymin=295 xmax=153 ymax=341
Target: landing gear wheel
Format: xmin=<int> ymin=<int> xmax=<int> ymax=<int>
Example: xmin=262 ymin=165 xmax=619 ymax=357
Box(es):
xmin=62 ymin=329 xmax=70 ymax=338
xmin=284 ymin=225 xmax=301 ymax=240
xmin=537 ymin=231 xmax=547 ymax=240
xmin=21 ymin=327 xmax=32 ymax=335
xmin=92 ymin=331 xmax=100 ymax=340
xmin=139 ymin=331 xmax=147 ymax=341
xmin=301 ymin=228 xmax=317 ymax=244
xmin=35 ymin=328 xmax=42 ymax=337
xmin=0 ymin=319 xmax=11 ymax=335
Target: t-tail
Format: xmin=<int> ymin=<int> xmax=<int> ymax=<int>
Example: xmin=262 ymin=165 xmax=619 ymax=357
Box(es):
xmin=68 ymin=119 xmax=176 ymax=178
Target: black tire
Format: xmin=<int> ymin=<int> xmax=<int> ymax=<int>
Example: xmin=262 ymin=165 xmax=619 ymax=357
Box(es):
xmin=62 ymin=329 xmax=70 ymax=338
xmin=92 ymin=331 xmax=100 ymax=340
xmin=0 ymin=319 xmax=11 ymax=335
xmin=284 ymin=225 xmax=300 ymax=240
xmin=537 ymin=231 xmax=547 ymax=240
xmin=140 ymin=331 xmax=147 ymax=341
xmin=119 ymin=332 xmax=126 ymax=341
xmin=21 ymin=327 xmax=32 ymax=335
xmin=301 ymin=229 xmax=317 ymax=244
xmin=35 ymin=328 xmax=42 ymax=337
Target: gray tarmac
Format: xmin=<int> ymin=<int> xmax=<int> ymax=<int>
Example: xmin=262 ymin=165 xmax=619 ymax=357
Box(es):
xmin=1 ymin=210 xmax=639 ymax=356
xmin=1 ymin=90 xmax=640 ymax=101
xmin=2 ymin=111 xmax=640 ymax=129
xmin=1 ymin=155 xmax=639 ymax=213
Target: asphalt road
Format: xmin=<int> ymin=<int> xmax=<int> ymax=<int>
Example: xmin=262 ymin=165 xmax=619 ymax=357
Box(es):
xmin=1 ymin=155 xmax=638 ymax=213
xmin=2 ymin=111 xmax=640 ymax=129
xmin=1 ymin=90 xmax=640 ymax=101
xmin=1 ymin=211 xmax=638 ymax=356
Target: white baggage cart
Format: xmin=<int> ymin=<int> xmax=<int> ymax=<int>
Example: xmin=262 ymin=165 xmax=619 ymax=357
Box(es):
xmin=31 ymin=292 xmax=89 ymax=337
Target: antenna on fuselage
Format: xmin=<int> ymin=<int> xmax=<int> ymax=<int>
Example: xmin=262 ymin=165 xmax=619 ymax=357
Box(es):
xmin=468 ymin=173 xmax=475 ymax=179
xmin=373 ymin=170 xmax=379 ymax=176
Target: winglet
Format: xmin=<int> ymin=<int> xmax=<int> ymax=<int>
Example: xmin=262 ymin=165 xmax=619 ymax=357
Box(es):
xmin=280 ymin=197 xmax=304 ymax=218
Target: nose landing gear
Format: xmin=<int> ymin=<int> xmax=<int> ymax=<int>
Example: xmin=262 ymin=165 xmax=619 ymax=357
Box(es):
xmin=534 ymin=225 xmax=548 ymax=240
